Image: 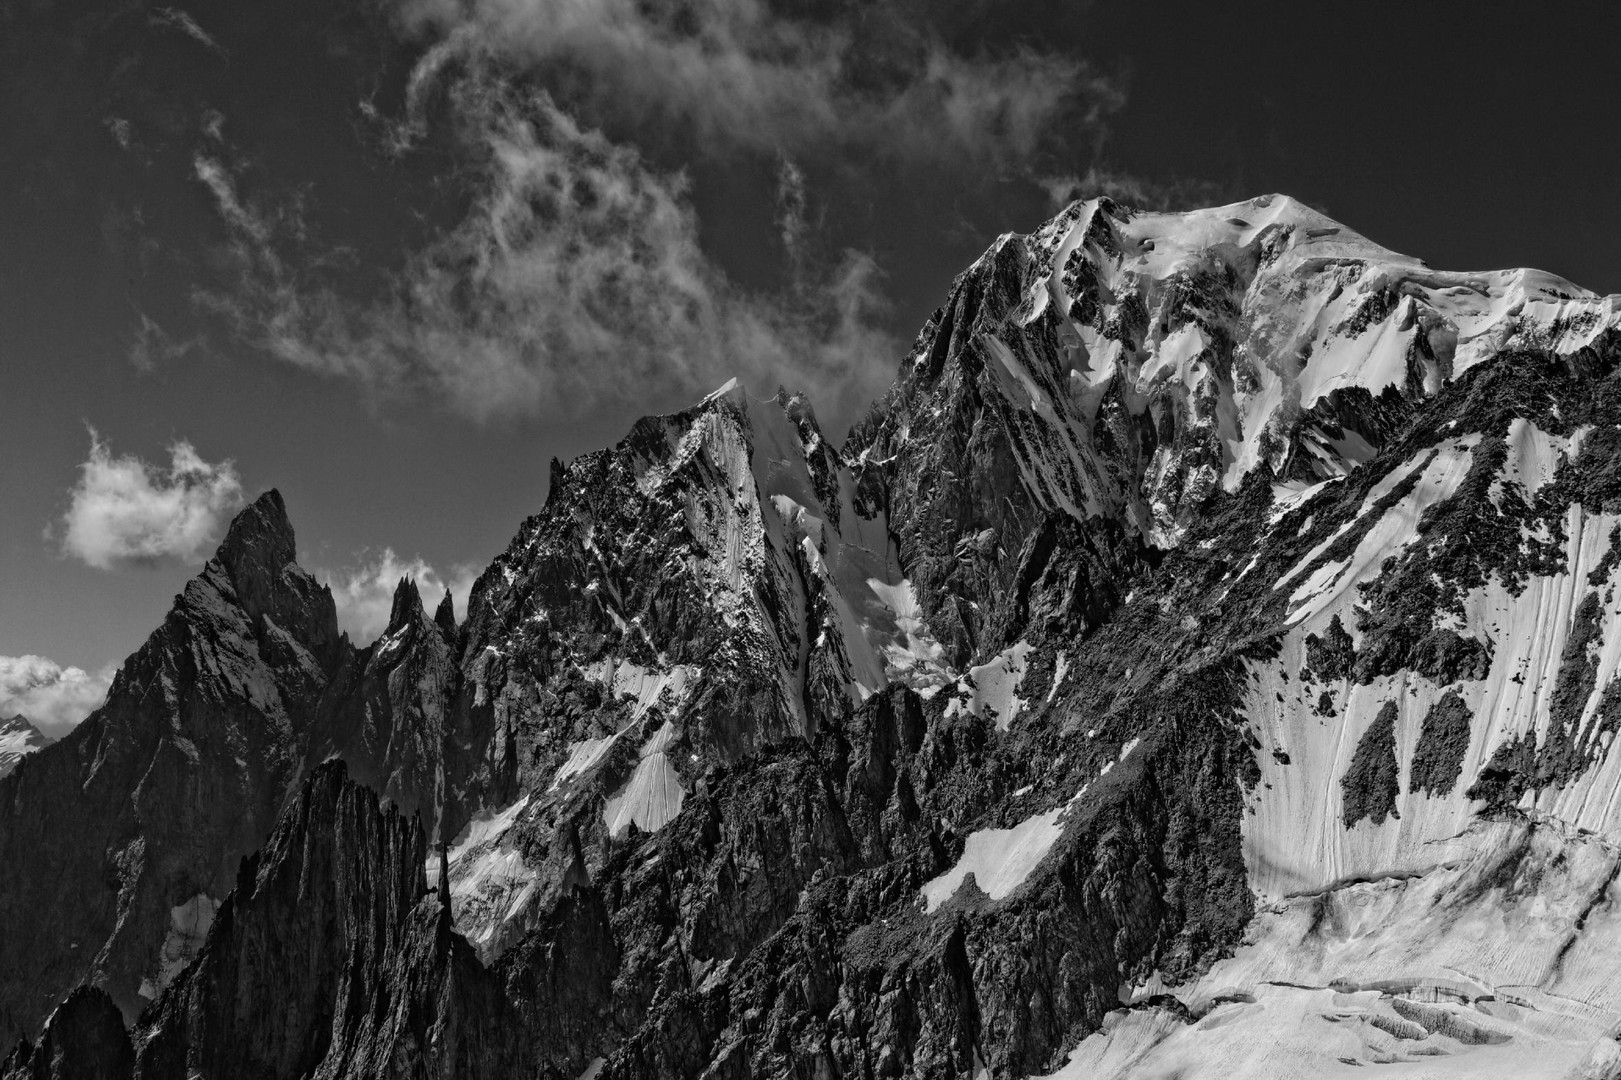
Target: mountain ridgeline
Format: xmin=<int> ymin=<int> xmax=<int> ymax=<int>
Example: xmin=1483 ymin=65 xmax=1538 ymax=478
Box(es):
xmin=8 ymin=195 xmax=1621 ymax=1078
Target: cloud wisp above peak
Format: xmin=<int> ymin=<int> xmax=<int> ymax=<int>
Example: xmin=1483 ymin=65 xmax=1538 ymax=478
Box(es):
xmin=57 ymin=432 xmax=245 ymax=570
xmin=0 ymin=655 xmax=113 ymax=739
xmin=1038 ymin=164 xmax=1233 ymax=214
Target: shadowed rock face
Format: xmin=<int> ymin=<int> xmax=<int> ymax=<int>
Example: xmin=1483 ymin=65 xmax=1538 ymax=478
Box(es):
xmin=0 ymin=498 xmax=490 ymax=1045
xmin=0 ymin=490 xmax=347 ymax=1038
xmin=131 ymin=761 xmax=530 ymax=1080
xmin=306 ymin=578 xmax=459 ymax=838
xmin=0 ymin=987 xmax=132 ymax=1080
xmin=13 ymin=197 xmax=1621 ymax=1079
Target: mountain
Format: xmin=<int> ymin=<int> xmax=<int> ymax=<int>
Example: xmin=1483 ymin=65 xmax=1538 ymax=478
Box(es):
xmin=0 ymin=715 xmax=51 ymax=779
xmin=7 ymin=194 xmax=1621 ymax=1078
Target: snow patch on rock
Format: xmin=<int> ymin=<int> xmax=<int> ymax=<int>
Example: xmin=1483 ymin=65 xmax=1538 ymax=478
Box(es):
xmin=429 ymin=794 xmax=539 ymax=954
xmin=1283 ymin=438 xmax=1478 ymax=627
xmin=138 ymin=893 xmax=220 ymax=1001
xmin=1490 ymin=419 xmax=1587 ymax=508
xmin=603 ymin=721 xmax=686 ymax=838
xmin=1047 ymin=652 xmax=1070 ymax=704
xmin=922 ymin=801 xmax=1065 ymax=913
xmin=945 ymin=642 xmax=1035 ymax=729
xmin=582 ymin=658 xmax=699 ymax=722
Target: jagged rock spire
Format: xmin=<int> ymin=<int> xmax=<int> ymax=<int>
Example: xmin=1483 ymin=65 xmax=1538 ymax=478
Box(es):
xmin=433 ymin=588 xmax=457 ymax=642
xmin=217 ymin=489 xmax=297 ymax=580
xmin=386 ymin=576 xmax=423 ymax=633
xmin=214 ymin=488 xmax=342 ymax=671
xmin=438 ymin=838 xmax=450 ymax=904
xmin=436 ymin=782 xmax=451 ymax=924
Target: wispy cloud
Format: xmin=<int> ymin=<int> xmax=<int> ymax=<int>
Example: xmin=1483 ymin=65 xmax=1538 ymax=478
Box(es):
xmin=57 ymin=431 xmax=244 ymax=570
xmin=191 ymin=1 xmax=1131 ymax=434
xmin=775 ymin=151 xmax=810 ymax=273
xmin=151 ymin=7 xmax=226 ymax=57
xmin=195 ymin=77 xmax=896 ymax=428
xmin=0 ymin=655 xmax=113 ymax=739
xmin=389 ymin=0 xmax=1118 ymax=169
xmin=320 ymin=548 xmax=478 ymax=644
xmin=129 ymin=311 xmax=204 ymax=372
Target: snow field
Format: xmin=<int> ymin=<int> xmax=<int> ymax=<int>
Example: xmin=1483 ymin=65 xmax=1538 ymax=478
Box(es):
xmin=428 ymin=794 xmax=538 ymax=953
xmin=1249 ymin=501 xmax=1621 ymax=898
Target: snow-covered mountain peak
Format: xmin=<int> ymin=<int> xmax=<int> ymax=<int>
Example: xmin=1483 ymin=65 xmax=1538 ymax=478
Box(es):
xmin=0 ymin=713 xmax=52 ymax=779
xmin=861 ymin=192 xmax=1621 ymax=560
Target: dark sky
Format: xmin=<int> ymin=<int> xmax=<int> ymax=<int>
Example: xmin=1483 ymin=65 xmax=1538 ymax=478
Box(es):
xmin=4 ymin=0 xmax=1620 ymax=728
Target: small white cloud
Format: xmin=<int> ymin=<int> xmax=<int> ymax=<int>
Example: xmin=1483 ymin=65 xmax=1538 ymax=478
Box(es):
xmin=320 ymin=548 xmax=477 ymax=644
xmin=0 ymin=655 xmax=114 ymax=739
xmin=58 ymin=432 xmax=245 ymax=570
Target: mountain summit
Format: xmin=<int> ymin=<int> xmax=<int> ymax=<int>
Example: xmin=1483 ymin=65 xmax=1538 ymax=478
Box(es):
xmin=6 ymin=196 xmax=1621 ymax=1079
xmin=0 ymin=715 xmax=51 ymax=780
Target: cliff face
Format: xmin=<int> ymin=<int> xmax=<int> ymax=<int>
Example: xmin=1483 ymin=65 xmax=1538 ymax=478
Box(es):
xmin=131 ymin=761 xmax=527 ymax=1080
xmin=10 ymin=196 xmax=1621 ymax=1079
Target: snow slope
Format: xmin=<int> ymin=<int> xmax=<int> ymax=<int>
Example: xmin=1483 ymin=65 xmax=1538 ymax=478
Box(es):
xmin=1247 ymin=428 xmax=1621 ymax=897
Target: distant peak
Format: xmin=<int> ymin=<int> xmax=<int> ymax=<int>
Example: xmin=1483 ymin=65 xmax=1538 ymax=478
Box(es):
xmin=0 ymin=714 xmax=47 ymax=738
